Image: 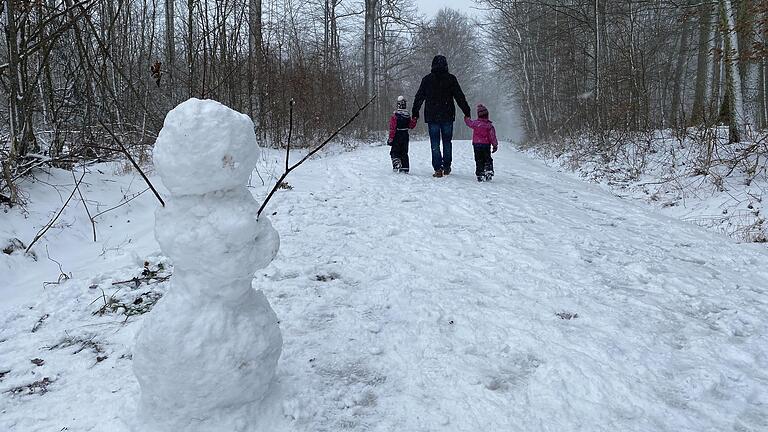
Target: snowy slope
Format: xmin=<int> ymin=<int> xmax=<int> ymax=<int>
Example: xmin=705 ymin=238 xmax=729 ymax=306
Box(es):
xmin=2 ymin=141 xmax=768 ymax=431
xmin=0 ymin=164 xmax=160 ymax=312
xmin=524 ymin=130 xmax=767 ymax=243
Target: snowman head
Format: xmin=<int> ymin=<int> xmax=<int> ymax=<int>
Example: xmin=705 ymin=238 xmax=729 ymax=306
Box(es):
xmin=153 ymin=99 xmax=259 ymax=196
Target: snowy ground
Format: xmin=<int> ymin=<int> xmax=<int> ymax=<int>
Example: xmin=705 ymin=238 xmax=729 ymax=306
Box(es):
xmin=2 ymin=141 xmax=768 ymax=431
xmin=526 ymin=129 xmax=767 ymax=244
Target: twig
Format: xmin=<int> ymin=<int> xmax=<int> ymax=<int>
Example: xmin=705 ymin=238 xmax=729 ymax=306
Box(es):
xmin=7 ymin=153 xmax=81 ymax=185
xmin=43 ymin=245 xmax=70 ymax=287
xmin=257 ymin=95 xmax=376 ymax=217
xmin=111 ymin=275 xmax=170 ymax=287
xmin=97 ymin=119 xmax=165 ymax=207
xmin=92 ymin=188 xmax=149 ymax=219
xmin=26 ymin=170 xmax=86 ymax=254
xmin=285 ymin=98 xmax=295 ymax=172
xmin=72 ymin=169 xmax=97 ymax=242
xmin=31 ymin=314 xmax=50 ymax=333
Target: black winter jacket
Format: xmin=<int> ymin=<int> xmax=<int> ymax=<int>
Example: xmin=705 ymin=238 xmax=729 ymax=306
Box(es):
xmin=412 ymin=55 xmax=471 ymax=124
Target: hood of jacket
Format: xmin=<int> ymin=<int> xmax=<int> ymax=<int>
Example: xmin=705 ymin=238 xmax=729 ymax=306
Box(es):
xmin=431 ymin=55 xmax=449 ymax=74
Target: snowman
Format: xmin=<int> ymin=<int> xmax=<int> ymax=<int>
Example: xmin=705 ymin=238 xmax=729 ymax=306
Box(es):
xmin=132 ymin=99 xmax=282 ymax=431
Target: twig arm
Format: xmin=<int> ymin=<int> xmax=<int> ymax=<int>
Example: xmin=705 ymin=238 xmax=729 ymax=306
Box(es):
xmin=257 ymin=95 xmax=376 ymax=217
xmin=286 ymin=98 xmax=294 ymax=172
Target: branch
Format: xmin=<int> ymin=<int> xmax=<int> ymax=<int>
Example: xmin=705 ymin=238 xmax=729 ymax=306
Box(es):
xmin=0 ymin=0 xmax=99 ymax=74
xmin=26 ymin=170 xmax=86 ymax=254
xmin=98 ymin=119 xmax=165 ymax=207
xmin=92 ymin=188 xmax=149 ymax=220
xmin=44 ymin=245 xmax=71 ymax=286
xmin=72 ymin=169 xmax=97 ymax=242
xmin=257 ymin=95 xmax=377 ymax=217
xmin=111 ymin=275 xmax=170 ymax=287
xmin=286 ymin=98 xmax=295 ymax=172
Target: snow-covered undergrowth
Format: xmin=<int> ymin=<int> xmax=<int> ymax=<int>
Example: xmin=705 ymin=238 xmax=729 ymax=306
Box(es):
xmin=2 ymin=141 xmax=768 ymax=431
xmin=524 ymin=128 xmax=767 ymax=243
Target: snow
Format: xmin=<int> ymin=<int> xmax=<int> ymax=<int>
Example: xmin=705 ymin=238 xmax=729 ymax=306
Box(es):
xmin=132 ymin=99 xmax=282 ymax=431
xmin=0 ymin=165 xmax=159 ymax=312
xmin=2 ymin=139 xmax=768 ymax=431
xmin=526 ymin=129 xmax=767 ymax=243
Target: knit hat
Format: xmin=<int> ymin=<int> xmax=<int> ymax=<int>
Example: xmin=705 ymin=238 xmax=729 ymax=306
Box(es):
xmin=477 ymin=103 xmax=489 ymax=118
xmin=397 ymin=95 xmax=407 ymax=110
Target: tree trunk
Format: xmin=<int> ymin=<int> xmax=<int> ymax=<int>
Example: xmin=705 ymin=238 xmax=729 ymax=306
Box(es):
xmin=691 ymin=2 xmax=713 ymax=124
xmin=187 ymin=0 xmax=196 ymax=97
xmin=670 ymin=11 xmax=692 ymax=128
xmin=719 ymin=0 xmax=746 ymax=142
xmin=248 ymin=0 xmax=264 ymax=135
xmin=593 ymin=0 xmax=603 ymax=138
xmin=38 ymin=0 xmax=61 ymax=157
xmin=710 ymin=21 xmax=723 ymax=117
xmin=759 ymin=60 xmax=767 ymax=128
xmin=363 ymin=0 xmax=377 ymax=129
xmin=4 ymin=0 xmax=38 ymax=159
xmin=166 ymin=0 xmax=176 ymax=102
xmin=737 ymin=0 xmax=759 ymax=131
xmin=760 ymin=12 xmax=768 ymax=128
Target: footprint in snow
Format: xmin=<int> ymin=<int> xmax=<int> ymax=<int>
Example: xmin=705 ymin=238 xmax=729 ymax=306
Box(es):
xmin=481 ymin=353 xmax=542 ymax=392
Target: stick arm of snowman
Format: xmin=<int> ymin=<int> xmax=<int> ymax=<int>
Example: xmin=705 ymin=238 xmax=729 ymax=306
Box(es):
xmin=257 ymin=94 xmax=377 ymax=218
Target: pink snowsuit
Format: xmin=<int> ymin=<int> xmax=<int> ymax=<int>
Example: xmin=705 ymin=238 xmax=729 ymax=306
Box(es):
xmin=464 ymin=117 xmax=498 ymax=150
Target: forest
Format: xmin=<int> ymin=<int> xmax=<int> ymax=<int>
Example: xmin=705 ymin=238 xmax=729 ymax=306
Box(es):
xmin=2 ymin=0 xmax=767 ymax=205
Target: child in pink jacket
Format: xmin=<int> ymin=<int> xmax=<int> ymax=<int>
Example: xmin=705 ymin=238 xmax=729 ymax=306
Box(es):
xmin=387 ymin=96 xmax=418 ymax=173
xmin=464 ymin=103 xmax=498 ymax=181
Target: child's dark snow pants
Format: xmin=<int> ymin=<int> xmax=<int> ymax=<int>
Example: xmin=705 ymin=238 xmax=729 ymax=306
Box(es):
xmin=390 ymin=131 xmax=410 ymax=173
xmin=390 ymin=137 xmax=410 ymax=172
xmin=473 ymin=144 xmax=494 ymax=176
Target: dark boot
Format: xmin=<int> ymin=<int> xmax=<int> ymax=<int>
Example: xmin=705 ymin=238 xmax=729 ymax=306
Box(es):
xmin=484 ymin=160 xmax=494 ymax=181
xmin=433 ymin=170 xmax=444 ymax=178
xmin=400 ymin=146 xmax=410 ymax=173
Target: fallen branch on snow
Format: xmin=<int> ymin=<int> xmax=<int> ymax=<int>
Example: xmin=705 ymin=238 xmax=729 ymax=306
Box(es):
xmin=25 ymin=170 xmax=86 ymax=254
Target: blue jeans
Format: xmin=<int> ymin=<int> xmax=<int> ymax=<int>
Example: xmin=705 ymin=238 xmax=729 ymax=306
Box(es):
xmin=428 ymin=122 xmax=453 ymax=172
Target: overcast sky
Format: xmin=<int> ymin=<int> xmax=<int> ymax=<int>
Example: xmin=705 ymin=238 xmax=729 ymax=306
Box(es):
xmin=417 ymin=0 xmax=479 ymax=18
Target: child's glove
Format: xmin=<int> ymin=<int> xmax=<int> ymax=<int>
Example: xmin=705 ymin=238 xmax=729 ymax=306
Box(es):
xmin=387 ymin=140 xmax=393 ymax=146
xmin=492 ymin=145 xmax=498 ymax=153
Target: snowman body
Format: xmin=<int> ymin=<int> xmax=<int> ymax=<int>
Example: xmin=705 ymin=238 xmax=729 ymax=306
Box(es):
xmin=132 ymin=99 xmax=282 ymax=432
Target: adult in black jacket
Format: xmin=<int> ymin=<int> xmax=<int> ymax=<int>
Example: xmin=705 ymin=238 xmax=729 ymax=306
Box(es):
xmin=412 ymin=55 xmax=472 ymax=177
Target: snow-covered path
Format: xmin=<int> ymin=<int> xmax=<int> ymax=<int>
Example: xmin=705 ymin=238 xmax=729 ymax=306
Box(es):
xmin=269 ymin=142 xmax=768 ymax=431
xmin=2 ymin=141 xmax=767 ymax=431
